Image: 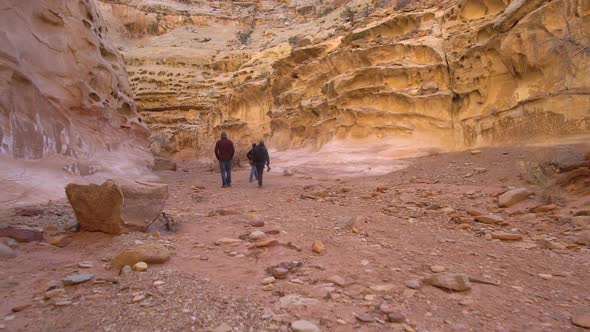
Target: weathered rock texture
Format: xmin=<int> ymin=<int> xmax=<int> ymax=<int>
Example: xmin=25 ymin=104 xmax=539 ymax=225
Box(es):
xmin=0 ymin=0 xmax=148 ymax=160
xmin=98 ymin=0 xmax=590 ymax=158
xmin=65 ymin=178 xmax=168 ymax=234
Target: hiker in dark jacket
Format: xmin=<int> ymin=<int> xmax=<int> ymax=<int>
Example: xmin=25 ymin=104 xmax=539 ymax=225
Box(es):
xmin=214 ymin=132 xmax=235 ymax=188
xmin=246 ymin=143 xmax=258 ymax=183
xmin=252 ymin=140 xmax=270 ymax=187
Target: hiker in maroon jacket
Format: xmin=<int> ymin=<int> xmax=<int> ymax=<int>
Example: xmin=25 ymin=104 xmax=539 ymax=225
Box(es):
xmin=214 ymin=132 xmax=235 ymax=188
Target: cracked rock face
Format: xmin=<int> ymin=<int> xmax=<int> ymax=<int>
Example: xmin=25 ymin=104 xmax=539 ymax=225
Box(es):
xmin=98 ymin=0 xmax=590 ymax=158
xmin=0 ymin=0 xmax=148 ymax=160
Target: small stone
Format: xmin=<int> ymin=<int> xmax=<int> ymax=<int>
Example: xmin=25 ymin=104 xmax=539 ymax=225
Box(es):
xmin=534 ymin=204 xmax=557 ymax=213
xmin=431 ymin=265 xmax=446 ymax=273
xmin=572 ymin=315 xmax=590 ymax=329
xmin=153 ymin=280 xmax=165 ymax=286
xmin=361 ymin=259 xmax=369 ymax=266
xmin=290 ymin=278 xmax=304 ymax=284
xmin=538 ymin=274 xmax=553 ymax=280
xmin=3 ymin=315 xmax=15 ymax=321
xmin=404 ymin=279 xmax=421 ymax=289
xmin=484 ymin=233 xmax=493 ymax=240
xmin=465 ymin=208 xmax=486 ymax=216
xmin=151 ymin=231 xmax=161 ymax=238
xmin=214 ymin=238 xmax=242 ymax=245
xmin=290 ymin=320 xmax=320 ymax=332
xmin=132 ymin=262 xmax=148 ymax=272
xmin=0 ymin=225 xmax=43 ymax=242
xmin=475 ymin=214 xmax=505 ymax=224
xmin=369 ymin=284 xmax=395 ymax=292
xmin=387 ymin=312 xmax=406 ymax=323
xmin=491 ymin=232 xmax=523 ymax=241
xmin=262 ymin=277 xmax=276 ymax=285
xmin=11 ymin=303 xmax=30 ymax=313
xmin=270 ymin=267 xmax=289 ymax=279
xmin=248 ymin=220 xmax=265 ymax=227
xmin=379 ymin=303 xmax=395 ymax=314
xmin=354 ymin=313 xmax=374 ymax=323
xmin=470 ymin=150 xmax=481 ymax=155
xmin=0 ymin=243 xmax=16 ymax=259
xmin=459 ymin=298 xmax=474 ymax=306
xmin=425 ymin=273 xmax=472 ymax=292
xmin=120 ymin=265 xmax=132 ymax=276
xmin=327 ymin=275 xmax=346 ymax=287
xmin=249 ymin=230 xmax=267 ymax=241
xmin=53 ymin=300 xmax=72 ymax=306
xmin=44 ymin=288 xmax=65 ymax=300
xmin=78 ymin=261 xmax=94 ymax=268
xmin=498 ymin=188 xmax=533 ymax=208
xmin=311 ymin=240 xmax=325 ymax=254
xmin=0 ymin=323 xmax=5 ymax=329
xmin=0 ymin=237 xmax=18 ymax=249
xmin=63 ymin=274 xmax=95 ymax=286
xmin=132 ymin=294 xmax=146 ymax=302
xmin=134 ymin=240 xmax=144 ymax=245
xmin=364 ymin=294 xmax=376 ymax=301
xmin=262 ymin=284 xmax=274 ymax=291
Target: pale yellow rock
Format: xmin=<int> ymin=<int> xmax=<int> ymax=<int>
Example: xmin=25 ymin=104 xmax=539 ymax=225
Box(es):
xmin=311 ymin=240 xmax=325 ymax=254
xmin=132 ymin=262 xmax=148 ymax=272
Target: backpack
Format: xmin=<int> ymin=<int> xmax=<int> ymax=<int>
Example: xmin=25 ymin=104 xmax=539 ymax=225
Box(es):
xmin=252 ymin=146 xmax=267 ymax=164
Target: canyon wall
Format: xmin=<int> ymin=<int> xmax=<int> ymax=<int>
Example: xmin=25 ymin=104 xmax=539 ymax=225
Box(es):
xmin=0 ymin=0 xmax=148 ymax=160
xmin=98 ymin=0 xmax=590 ymax=159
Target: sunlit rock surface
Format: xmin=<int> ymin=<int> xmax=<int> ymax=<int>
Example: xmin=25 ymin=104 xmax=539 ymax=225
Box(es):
xmin=99 ymin=0 xmax=589 ymax=158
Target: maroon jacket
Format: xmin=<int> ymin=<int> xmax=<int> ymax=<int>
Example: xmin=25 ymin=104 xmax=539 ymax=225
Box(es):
xmin=215 ymin=138 xmax=235 ymax=161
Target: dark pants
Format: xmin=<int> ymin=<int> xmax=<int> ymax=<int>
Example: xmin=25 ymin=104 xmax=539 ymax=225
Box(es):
xmin=255 ymin=164 xmax=266 ymax=187
xmin=219 ymin=160 xmax=232 ymax=187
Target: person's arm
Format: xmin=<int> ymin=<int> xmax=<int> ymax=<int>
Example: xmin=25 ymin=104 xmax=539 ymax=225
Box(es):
xmin=265 ymin=149 xmax=270 ymax=170
xmin=229 ymin=141 xmax=235 ymax=160
xmin=246 ymin=150 xmax=252 ymax=160
xmin=214 ymin=141 xmax=220 ymax=160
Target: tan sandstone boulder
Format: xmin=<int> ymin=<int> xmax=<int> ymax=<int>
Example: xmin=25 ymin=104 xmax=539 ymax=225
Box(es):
xmin=65 ymin=178 xmax=168 ymax=234
xmin=111 ymin=243 xmax=171 ymax=271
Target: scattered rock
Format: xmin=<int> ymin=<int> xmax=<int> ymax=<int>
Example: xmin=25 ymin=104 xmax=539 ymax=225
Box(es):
xmin=354 ymin=313 xmax=374 ymax=323
xmin=470 ymin=150 xmax=481 ymax=155
xmin=498 ymin=188 xmax=532 ymax=208
xmin=63 ymin=273 xmax=95 ymax=286
xmin=11 ymin=303 xmax=30 ymax=313
xmin=46 ymin=233 xmax=75 ymax=248
xmin=120 ymin=265 xmax=132 ymax=276
xmin=262 ymin=284 xmax=274 ymax=291
xmin=248 ymin=220 xmax=265 ymax=227
xmin=78 ymin=261 xmax=94 ymax=268
xmin=279 ymin=294 xmax=319 ymax=307
xmin=111 ymin=243 xmax=171 ymax=271
xmin=326 ymin=275 xmax=346 ymax=287
xmin=404 ymin=279 xmax=421 ymax=289
xmin=269 ymin=267 xmax=289 ymax=279
xmin=65 ymin=178 xmax=169 ymax=234
xmin=152 ymin=157 xmax=177 ymax=171
xmin=215 ymin=238 xmax=243 ymax=245
xmin=534 ymin=204 xmax=557 ymax=213
xmin=0 ymin=225 xmax=43 ymax=242
xmin=14 ymin=206 xmax=44 ymax=217
xmin=573 ymin=231 xmax=590 ymax=246
xmin=431 ymin=265 xmax=446 ymax=273
xmin=491 ymin=232 xmax=523 ymax=241
xmin=0 ymin=237 xmax=17 ymax=249
xmin=248 ymin=230 xmax=267 ymax=242
xmin=132 ymin=262 xmax=148 ymax=272
xmin=465 ymin=208 xmax=486 ymax=216
xmin=312 ymin=240 xmax=325 ymax=254
xmin=262 ymin=277 xmax=276 ymax=285
xmin=387 ymin=312 xmax=406 ymax=323
xmin=425 ymin=273 xmax=472 ymax=292
xmin=0 ymin=243 xmax=16 ymax=259
xmin=572 ymin=315 xmax=590 ymax=329
xmin=132 ymin=294 xmax=146 ymax=302
xmin=369 ymin=284 xmax=395 ymax=292
xmin=574 ymin=210 xmax=590 ymax=217
xmin=475 ymin=214 xmax=505 ymax=224
xmin=290 ymin=320 xmax=320 ymax=332
xmin=538 ymin=274 xmax=553 ymax=280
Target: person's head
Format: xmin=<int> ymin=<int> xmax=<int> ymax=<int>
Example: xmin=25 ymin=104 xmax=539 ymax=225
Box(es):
xmin=220 ymin=132 xmax=227 ymax=139
xmin=252 ymin=143 xmax=256 ymax=148
xmin=258 ymin=139 xmax=265 ymax=147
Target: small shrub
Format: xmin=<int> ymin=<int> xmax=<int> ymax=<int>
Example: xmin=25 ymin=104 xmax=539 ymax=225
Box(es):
xmin=351 ymin=31 xmax=368 ymax=41
xmin=236 ymin=30 xmax=253 ymax=45
xmin=288 ymin=36 xmax=300 ymax=46
xmin=340 ymin=6 xmax=357 ymax=23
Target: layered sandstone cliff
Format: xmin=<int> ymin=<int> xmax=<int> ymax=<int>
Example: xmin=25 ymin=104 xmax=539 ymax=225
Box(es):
xmin=98 ymin=0 xmax=590 ymax=158
xmin=0 ymin=0 xmax=148 ymax=160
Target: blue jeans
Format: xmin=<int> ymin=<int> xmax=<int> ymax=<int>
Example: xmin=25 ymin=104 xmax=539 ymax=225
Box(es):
xmin=249 ymin=163 xmax=258 ymax=182
xmin=219 ymin=160 xmax=232 ymax=187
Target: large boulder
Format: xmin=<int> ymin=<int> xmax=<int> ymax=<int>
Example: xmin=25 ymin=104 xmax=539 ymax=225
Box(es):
xmin=152 ymin=157 xmax=177 ymax=171
xmin=111 ymin=243 xmax=171 ymax=271
xmin=65 ymin=178 xmax=168 ymax=234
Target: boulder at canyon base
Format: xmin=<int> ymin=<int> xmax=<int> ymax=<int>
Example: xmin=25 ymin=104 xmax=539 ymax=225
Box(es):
xmin=65 ymin=178 xmax=168 ymax=234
